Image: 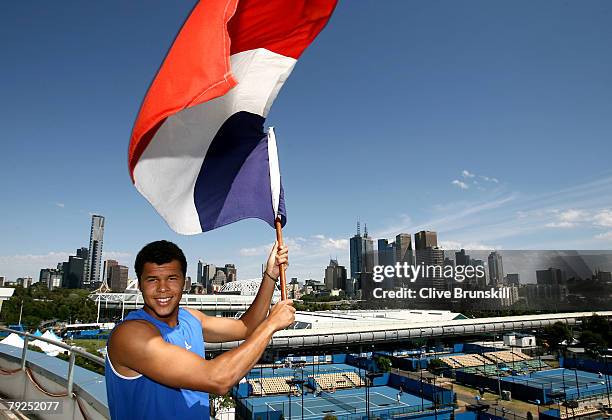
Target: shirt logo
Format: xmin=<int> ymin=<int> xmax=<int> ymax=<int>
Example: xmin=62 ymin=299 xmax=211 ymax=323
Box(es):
xmin=184 ymin=340 xmax=192 ymax=351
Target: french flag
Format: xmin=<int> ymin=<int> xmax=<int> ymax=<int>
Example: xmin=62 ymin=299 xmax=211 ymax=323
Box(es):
xmin=128 ymin=0 xmax=337 ymax=235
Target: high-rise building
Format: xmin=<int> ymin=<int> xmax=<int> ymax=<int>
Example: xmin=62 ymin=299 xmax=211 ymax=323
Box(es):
xmin=86 ymin=215 xmax=105 ymax=288
xmin=108 ymin=263 xmax=128 ymax=292
xmin=471 ymin=259 xmax=487 ymax=287
xmin=487 ymin=251 xmax=504 ymax=286
xmin=455 ymin=249 xmax=471 ymax=267
xmin=0 ymin=276 xmax=5 ymax=286
xmin=536 ymin=268 xmax=564 ymax=285
xmin=414 ymin=231 xmax=445 ymax=291
xmin=197 ymin=260 xmax=205 ymax=285
xmin=349 ymin=222 xmax=374 ymax=295
xmin=40 ymin=268 xmax=62 ymax=290
xmin=395 ymin=233 xmax=413 ymax=265
xmin=324 ymin=259 xmax=347 ymax=291
xmin=377 ymin=239 xmax=395 ymax=267
xmin=104 ymin=259 xmax=119 ymax=285
xmin=414 ymin=231 xmax=438 ymax=250
xmin=224 ymin=264 xmax=237 ymax=282
xmin=506 ymin=273 xmax=520 ymax=286
xmin=62 ymin=253 xmax=86 ymax=288
xmin=17 ymin=277 xmax=34 ymax=288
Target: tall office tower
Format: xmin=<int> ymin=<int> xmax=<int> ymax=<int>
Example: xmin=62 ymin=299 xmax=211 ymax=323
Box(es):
xmin=324 ymin=259 xmax=348 ymax=291
xmin=471 ymin=259 xmax=487 ymax=287
xmin=104 ymin=260 xmax=119 ymax=285
xmin=395 ymin=233 xmax=413 ymax=265
xmin=455 ymin=249 xmax=471 ymax=267
xmin=349 ymin=222 xmax=374 ymax=294
xmin=108 ymin=263 xmax=129 ymax=292
xmin=184 ymin=276 xmax=192 ymax=292
xmin=536 ymin=268 xmax=564 ymax=285
xmin=414 ymin=230 xmax=445 ymax=293
xmin=63 ymin=252 xmax=86 ymax=288
xmin=414 ymin=231 xmax=438 ymax=251
xmin=506 ymin=273 xmax=520 ymax=286
xmin=224 ymin=264 xmax=237 ymax=282
xmin=377 ymin=239 xmax=395 ymax=266
xmin=86 ymin=215 xmax=105 ymax=288
xmin=487 ymin=251 xmax=504 ymax=286
xmin=203 ymin=263 xmax=216 ymax=293
xmin=197 ymin=260 xmax=204 ymax=285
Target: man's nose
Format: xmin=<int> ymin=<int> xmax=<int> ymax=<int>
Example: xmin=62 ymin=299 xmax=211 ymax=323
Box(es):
xmin=157 ymin=279 xmax=168 ymax=292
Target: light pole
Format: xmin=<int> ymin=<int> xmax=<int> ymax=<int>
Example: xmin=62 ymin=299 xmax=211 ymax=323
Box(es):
xmin=287 ymin=378 xmax=305 ymax=420
xmin=573 ymin=368 xmax=581 ymax=399
xmin=366 ymin=372 xmax=382 ymax=419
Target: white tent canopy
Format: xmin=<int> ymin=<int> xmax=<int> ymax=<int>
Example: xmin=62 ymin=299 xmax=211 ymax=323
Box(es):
xmin=0 ymin=333 xmax=25 ymax=348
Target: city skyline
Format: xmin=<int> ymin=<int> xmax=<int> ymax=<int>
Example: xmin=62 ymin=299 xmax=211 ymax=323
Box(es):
xmin=1 ymin=1 xmax=612 ymax=283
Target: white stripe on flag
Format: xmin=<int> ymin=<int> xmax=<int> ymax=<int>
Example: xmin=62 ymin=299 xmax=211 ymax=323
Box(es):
xmin=133 ymin=49 xmax=296 ymax=234
xmin=267 ymin=127 xmax=281 ymax=220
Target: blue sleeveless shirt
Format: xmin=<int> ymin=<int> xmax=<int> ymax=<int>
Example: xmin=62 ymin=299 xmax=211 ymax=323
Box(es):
xmin=105 ymin=308 xmax=210 ymax=420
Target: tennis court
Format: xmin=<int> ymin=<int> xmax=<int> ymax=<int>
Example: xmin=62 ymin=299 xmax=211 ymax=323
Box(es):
xmin=247 ymin=363 xmax=362 ymax=379
xmin=501 ymin=368 xmax=611 ymax=400
xmin=245 ymin=385 xmax=438 ymax=420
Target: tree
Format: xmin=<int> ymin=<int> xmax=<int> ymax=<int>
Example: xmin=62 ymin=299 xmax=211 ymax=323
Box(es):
xmin=542 ymin=321 xmax=572 ymax=350
xmin=375 ymin=356 xmax=392 ymax=373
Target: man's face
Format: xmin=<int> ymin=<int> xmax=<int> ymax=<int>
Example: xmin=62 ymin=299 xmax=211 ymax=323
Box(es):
xmin=139 ymin=260 xmax=185 ymax=322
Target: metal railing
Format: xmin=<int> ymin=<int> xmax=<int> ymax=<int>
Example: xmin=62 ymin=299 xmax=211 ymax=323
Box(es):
xmin=0 ymin=326 xmax=105 ymax=395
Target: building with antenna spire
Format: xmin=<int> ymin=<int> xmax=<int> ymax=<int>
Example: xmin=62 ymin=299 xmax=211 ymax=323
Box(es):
xmin=349 ymin=221 xmax=374 ymax=297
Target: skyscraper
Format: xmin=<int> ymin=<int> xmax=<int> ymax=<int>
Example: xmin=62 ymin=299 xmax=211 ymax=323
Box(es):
xmin=349 ymin=222 xmax=374 ymax=295
xmin=377 ymin=239 xmax=395 ymax=267
xmin=414 ymin=231 xmax=438 ymax=250
xmin=86 ymin=215 xmax=105 ymax=288
xmin=487 ymin=251 xmax=504 ymax=286
xmin=395 ymin=233 xmax=413 ymax=265
xmin=414 ymin=231 xmax=445 ymax=291
xmin=324 ymin=259 xmax=347 ymax=291
xmin=108 ymin=263 xmax=129 ymax=292
xmin=455 ymin=249 xmax=471 ymax=267
xmin=197 ymin=260 xmax=205 ymax=285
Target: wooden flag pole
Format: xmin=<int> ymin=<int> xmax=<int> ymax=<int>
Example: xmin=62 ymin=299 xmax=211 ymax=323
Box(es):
xmin=275 ymin=217 xmax=287 ymax=300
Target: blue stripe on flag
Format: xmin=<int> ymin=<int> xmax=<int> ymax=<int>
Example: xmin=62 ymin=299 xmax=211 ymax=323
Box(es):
xmin=194 ymin=111 xmax=286 ymax=232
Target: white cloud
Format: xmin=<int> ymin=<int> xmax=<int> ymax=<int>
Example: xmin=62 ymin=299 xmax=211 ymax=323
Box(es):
xmin=595 ymin=231 xmax=612 ymax=240
xmin=314 ymin=235 xmax=349 ymax=250
xmin=439 ymin=240 xmax=500 ymax=250
xmin=452 ymin=180 xmax=469 ymax=190
xmin=545 ymin=221 xmax=575 ymax=228
xmin=593 ymin=210 xmax=612 ymax=227
xmin=558 ymin=209 xmax=588 ymax=223
xmin=481 ymin=176 xmax=499 ymax=183
xmin=462 ymin=170 xmax=475 ymax=178
xmin=55 ymin=202 xmax=65 ymax=208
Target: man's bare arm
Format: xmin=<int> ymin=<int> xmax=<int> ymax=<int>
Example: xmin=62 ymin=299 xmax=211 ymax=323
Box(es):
xmin=108 ymin=300 xmax=295 ymax=395
xmin=193 ymin=243 xmax=288 ymax=342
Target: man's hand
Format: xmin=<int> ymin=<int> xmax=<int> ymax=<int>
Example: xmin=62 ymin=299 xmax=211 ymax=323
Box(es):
xmin=265 ymin=299 xmax=295 ymax=332
xmin=265 ymin=241 xmax=288 ymax=280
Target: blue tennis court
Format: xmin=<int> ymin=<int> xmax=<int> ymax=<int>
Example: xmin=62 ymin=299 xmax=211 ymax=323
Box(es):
xmin=248 ymin=363 xmax=361 ymax=379
xmin=244 ymin=385 xmax=436 ymax=420
xmin=501 ymin=368 xmax=611 ymax=400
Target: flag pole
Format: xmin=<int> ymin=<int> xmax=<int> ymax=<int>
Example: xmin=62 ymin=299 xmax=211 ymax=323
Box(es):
xmin=275 ymin=217 xmax=287 ymax=300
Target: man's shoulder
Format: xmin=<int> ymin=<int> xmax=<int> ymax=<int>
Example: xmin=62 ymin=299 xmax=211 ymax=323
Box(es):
xmin=110 ymin=319 xmax=160 ymax=347
xmin=184 ymin=307 xmax=205 ymax=322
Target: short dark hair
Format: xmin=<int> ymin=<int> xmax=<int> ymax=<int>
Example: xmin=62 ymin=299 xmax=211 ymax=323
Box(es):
xmin=135 ymin=240 xmax=187 ymax=281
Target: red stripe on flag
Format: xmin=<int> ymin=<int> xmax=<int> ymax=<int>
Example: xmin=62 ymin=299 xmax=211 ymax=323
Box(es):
xmin=228 ymin=0 xmax=338 ymax=59
xmin=129 ymin=0 xmax=239 ymax=180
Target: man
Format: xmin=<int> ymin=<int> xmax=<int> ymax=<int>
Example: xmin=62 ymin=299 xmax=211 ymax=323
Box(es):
xmin=105 ymin=240 xmax=294 ymax=419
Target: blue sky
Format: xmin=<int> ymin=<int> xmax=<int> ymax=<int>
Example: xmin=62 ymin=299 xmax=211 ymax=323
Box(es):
xmin=1 ymin=0 xmax=611 ymax=283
